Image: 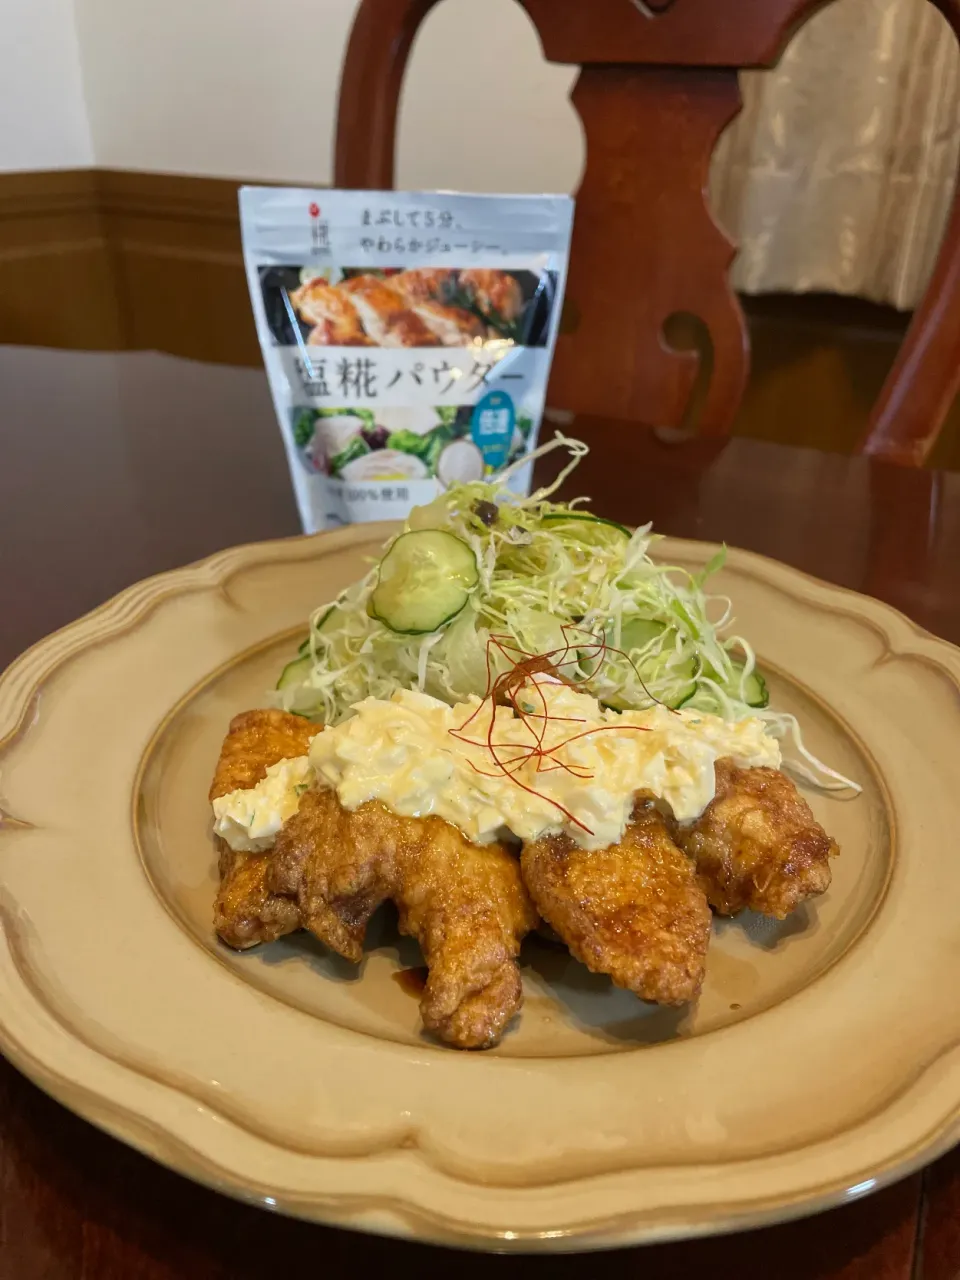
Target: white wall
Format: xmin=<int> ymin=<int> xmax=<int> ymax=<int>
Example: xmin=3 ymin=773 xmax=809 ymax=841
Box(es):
xmin=72 ymin=0 xmax=583 ymax=192
xmin=397 ymin=0 xmax=582 ymax=194
xmin=74 ymin=0 xmax=354 ymax=182
xmin=0 ymin=0 xmax=583 ymax=191
xmin=0 ymin=0 xmax=93 ymax=170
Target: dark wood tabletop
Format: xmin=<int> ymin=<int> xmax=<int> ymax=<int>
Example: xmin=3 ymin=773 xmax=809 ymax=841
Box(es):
xmin=1 ymin=345 xmax=959 ymax=1279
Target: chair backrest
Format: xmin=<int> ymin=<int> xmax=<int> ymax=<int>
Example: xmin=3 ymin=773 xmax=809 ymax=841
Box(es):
xmin=335 ymin=0 xmax=960 ymax=466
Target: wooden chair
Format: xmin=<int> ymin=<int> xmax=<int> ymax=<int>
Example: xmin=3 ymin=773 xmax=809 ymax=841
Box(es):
xmin=334 ymin=0 xmax=960 ymax=467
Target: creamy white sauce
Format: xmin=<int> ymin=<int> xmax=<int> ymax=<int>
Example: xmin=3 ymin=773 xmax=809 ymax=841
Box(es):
xmin=310 ymin=680 xmax=779 ymax=850
xmin=213 ymin=681 xmax=781 ymax=854
xmin=212 ymin=756 xmax=313 ymax=852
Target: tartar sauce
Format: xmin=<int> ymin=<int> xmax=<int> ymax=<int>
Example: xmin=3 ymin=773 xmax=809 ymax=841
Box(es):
xmin=212 ymin=682 xmax=781 ymax=854
xmin=307 ymin=680 xmax=780 ymax=850
xmin=212 ymin=755 xmax=313 ymax=852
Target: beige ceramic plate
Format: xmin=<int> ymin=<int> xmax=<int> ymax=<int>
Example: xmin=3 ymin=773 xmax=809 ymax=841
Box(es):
xmin=1 ymin=524 xmax=959 ymax=1251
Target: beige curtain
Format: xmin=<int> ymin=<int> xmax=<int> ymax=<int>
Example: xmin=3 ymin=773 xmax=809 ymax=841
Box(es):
xmin=709 ymin=0 xmax=960 ymax=309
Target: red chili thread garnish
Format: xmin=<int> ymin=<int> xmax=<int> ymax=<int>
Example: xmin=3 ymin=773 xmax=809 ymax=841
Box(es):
xmin=448 ymin=628 xmax=663 ymax=837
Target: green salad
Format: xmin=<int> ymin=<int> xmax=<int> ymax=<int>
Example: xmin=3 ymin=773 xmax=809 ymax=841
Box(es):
xmin=277 ymin=434 xmax=775 ymax=723
xmin=275 ymin=435 xmax=860 ymax=793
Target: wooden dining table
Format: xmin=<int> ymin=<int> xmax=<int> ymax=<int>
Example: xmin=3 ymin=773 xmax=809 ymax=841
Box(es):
xmin=1 ymin=344 xmax=959 ymax=1278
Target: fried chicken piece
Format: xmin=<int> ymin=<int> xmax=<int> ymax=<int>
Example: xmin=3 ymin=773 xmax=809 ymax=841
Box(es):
xmin=388 ymin=271 xmax=486 ymax=342
xmin=339 ymin=276 xmax=437 ymax=347
xmin=290 ymin=279 xmax=370 ymax=345
xmin=209 ymin=710 xmax=318 ymax=950
xmin=213 ymin=844 xmax=302 ymax=950
xmin=675 ymin=759 xmax=838 ymax=919
xmin=521 ymin=800 xmax=711 ymax=1006
xmin=270 ymin=788 xmax=538 ymax=1049
xmin=459 ymin=268 xmax=523 ymax=323
xmin=389 ymin=268 xmax=456 ymax=304
xmin=208 ymin=709 xmax=318 ymax=802
xmin=409 ymin=301 xmax=485 ymax=346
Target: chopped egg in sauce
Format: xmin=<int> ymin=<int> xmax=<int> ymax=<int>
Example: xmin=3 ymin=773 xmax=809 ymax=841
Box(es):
xmin=212 ymin=680 xmax=780 ymax=854
xmin=212 ymin=755 xmax=313 ymax=852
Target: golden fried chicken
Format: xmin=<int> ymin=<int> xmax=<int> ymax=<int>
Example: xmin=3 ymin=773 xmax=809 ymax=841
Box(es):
xmin=675 ymin=759 xmax=838 ymax=919
xmin=339 ymin=276 xmax=437 ymax=347
xmin=389 ymin=268 xmax=456 ymax=304
xmin=384 ymin=270 xmax=483 ymax=343
xmin=208 ymin=709 xmax=317 ymax=801
xmin=209 ymin=710 xmax=318 ymax=950
xmin=290 ymin=279 xmax=370 ymax=345
xmin=459 ymin=268 xmax=523 ymax=322
xmin=521 ymin=800 xmax=711 ymax=1006
xmin=213 ymin=844 xmax=301 ymax=950
xmin=409 ymin=301 xmax=485 ymax=346
xmin=269 ymin=787 xmax=538 ymax=1049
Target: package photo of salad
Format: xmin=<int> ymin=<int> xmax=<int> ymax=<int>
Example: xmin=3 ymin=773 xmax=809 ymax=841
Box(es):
xmin=240 ymin=189 xmax=574 ymax=530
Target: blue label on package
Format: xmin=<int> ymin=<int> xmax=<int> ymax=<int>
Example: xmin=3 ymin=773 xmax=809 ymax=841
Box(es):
xmin=471 ymin=391 xmax=516 ymax=471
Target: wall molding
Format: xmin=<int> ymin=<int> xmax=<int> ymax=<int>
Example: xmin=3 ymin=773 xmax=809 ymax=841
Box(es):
xmin=0 ymin=169 xmax=100 ymax=219
xmin=0 ymin=167 xmax=266 ymax=364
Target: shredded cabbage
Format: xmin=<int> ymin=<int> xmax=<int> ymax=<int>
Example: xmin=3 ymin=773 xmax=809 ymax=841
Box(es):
xmin=278 ymin=434 xmax=859 ymax=793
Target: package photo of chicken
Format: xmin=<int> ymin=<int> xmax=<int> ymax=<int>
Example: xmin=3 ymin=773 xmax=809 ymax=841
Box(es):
xmin=260 ymin=265 xmax=556 ymax=350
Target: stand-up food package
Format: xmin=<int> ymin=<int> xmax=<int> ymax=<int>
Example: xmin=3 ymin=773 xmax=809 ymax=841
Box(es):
xmin=240 ymin=188 xmax=574 ymax=531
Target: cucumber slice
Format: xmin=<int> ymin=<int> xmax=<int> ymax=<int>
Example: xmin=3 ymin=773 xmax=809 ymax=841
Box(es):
xmin=277 ymin=655 xmax=312 ymax=691
xmin=601 ymin=619 xmax=698 ymax=710
xmin=276 ymin=653 xmax=327 ymax=716
xmin=694 ymin=660 xmax=769 ymax=709
xmin=618 ymin=617 xmax=665 ymax=653
xmin=370 ymin=530 xmax=479 ymax=635
xmin=541 ymin=512 xmax=631 ymax=539
xmin=299 ymin=602 xmax=346 ymax=658
xmin=739 ymin=666 xmax=769 ymax=708
xmin=660 ymin=661 xmax=698 ymax=709
xmin=602 ymin=668 xmax=697 ymax=712
xmin=316 ymin=603 xmax=343 ymax=634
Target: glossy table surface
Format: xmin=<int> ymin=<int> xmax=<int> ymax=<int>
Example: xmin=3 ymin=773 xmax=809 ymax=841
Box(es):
xmin=1 ymin=345 xmax=959 ymax=1278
